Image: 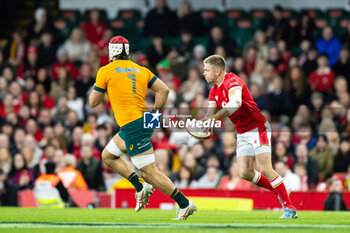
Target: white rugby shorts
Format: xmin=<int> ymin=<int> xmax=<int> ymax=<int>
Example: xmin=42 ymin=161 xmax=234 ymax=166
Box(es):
xmin=236 ymin=121 xmax=271 ymax=157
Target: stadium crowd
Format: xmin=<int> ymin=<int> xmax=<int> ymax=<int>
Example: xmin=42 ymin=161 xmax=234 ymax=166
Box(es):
xmin=1 ymin=0 xmax=350 ymax=206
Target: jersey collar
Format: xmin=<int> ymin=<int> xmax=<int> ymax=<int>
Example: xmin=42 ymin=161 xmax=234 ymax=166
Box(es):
xmin=217 ymin=73 xmax=227 ymax=87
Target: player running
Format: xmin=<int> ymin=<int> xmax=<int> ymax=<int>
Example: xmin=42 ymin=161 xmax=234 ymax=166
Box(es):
xmin=201 ymin=55 xmax=297 ymax=219
xmin=89 ymin=36 xmax=197 ymax=220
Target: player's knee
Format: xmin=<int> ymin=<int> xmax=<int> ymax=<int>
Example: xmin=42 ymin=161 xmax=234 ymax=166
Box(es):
xmin=139 ymin=163 xmax=157 ymax=181
xmin=102 ymin=149 xmax=113 ymax=166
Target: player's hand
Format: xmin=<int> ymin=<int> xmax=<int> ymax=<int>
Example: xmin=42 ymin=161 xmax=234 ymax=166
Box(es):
xmin=200 ymin=117 xmax=214 ymax=134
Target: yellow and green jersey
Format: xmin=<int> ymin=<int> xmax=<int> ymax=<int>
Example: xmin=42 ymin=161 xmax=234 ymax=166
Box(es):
xmin=93 ymin=59 xmax=157 ymax=127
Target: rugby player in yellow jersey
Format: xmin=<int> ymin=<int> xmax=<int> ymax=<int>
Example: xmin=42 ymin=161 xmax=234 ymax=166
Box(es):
xmin=88 ymin=36 xmax=197 ymax=220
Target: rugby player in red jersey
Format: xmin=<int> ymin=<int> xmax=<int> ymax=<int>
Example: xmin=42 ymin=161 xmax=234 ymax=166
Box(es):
xmin=202 ymin=55 xmax=297 ymax=219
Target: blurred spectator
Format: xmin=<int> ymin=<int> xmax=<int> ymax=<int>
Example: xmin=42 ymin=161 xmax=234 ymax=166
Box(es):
xmin=284 ymin=66 xmax=311 ymax=113
xmin=334 ymin=137 xmax=350 ymax=173
xmin=182 ymin=152 xmax=204 ymax=180
xmin=94 ymin=124 xmax=108 ymax=153
xmin=59 ymin=28 xmax=92 ymax=65
xmin=25 ymin=119 xmax=43 ymax=143
xmin=147 ymin=36 xmax=170 ymax=69
xmin=293 ymin=11 xmax=316 ymax=45
xmin=35 ymin=68 xmax=51 ymax=94
xmin=177 ymin=31 xmax=195 ymax=62
xmin=17 ymin=46 xmax=40 ymax=79
xmin=65 ymin=111 xmax=82 ymax=134
xmin=232 ymin=57 xmax=247 ymax=80
xmin=0 ymin=148 xmax=11 ymax=174
xmin=298 ymin=40 xmax=311 ymax=66
xmin=87 ymin=48 xmax=100 ymax=75
xmin=51 ymin=50 xmax=79 ymax=79
xmin=27 ymin=91 xmax=42 ymax=118
xmin=8 ymin=153 xmax=34 ymax=190
xmin=180 ymin=67 xmax=205 ymax=102
xmin=293 ymin=143 xmax=319 ymax=188
xmin=34 ymin=162 xmax=69 ymax=203
xmin=316 ymin=27 xmax=341 ymax=66
xmin=156 ymin=60 xmax=181 ymax=91
xmin=74 ymin=63 xmax=94 ymax=99
xmin=177 ymin=0 xmax=205 ymax=36
xmin=261 ymin=63 xmax=277 ymax=93
xmin=51 ymin=96 xmax=70 ymax=123
xmin=341 ymin=22 xmax=350 ymax=47
xmin=274 ymin=161 xmax=301 ymax=191
xmin=174 ymin=166 xmax=195 ymax=188
xmin=0 ymin=50 xmax=5 ymax=74
xmin=93 ymin=103 xmax=114 ymax=125
xmin=293 ymin=124 xmax=317 ymax=152
xmin=97 ymin=28 xmax=113 ymax=66
xmin=26 ymin=7 xmax=53 ymax=45
xmin=302 ymin=46 xmax=318 ymax=76
xmin=83 ymin=113 xmax=98 ymax=137
xmin=73 ymin=133 xmax=100 ymax=160
xmin=309 ymin=54 xmax=335 ymax=94
xmin=332 ymin=47 xmax=350 ymax=83
xmin=82 ymin=9 xmax=106 ymax=45
xmin=57 ymin=154 xmax=88 ymax=190
xmin=37 ymin=31 xmax=58 ymax=67
xmin=3 ymin=30 xmax=25 ymax=67
xmin=67 ymin=127 xmax=83 ymax=154
xmin=272 ymin=141 xmax=294 ymax=169
xmin=208 ymin=26 xmax=238 ymax=57
xmin=245 ymin=31 xmax=269 ymax=61
xmin=294 ymin=163 xmax=308 ymax=191
xmin=193 ymin=166 xmax=222 ymax=188
xmin=345 ymin=165 xmax=350 ymax=191
xmin=244 ymin=47 xmax=257 ymax=77
xmin=188 ymin=45 xmax=206 ymax=70
xmin=249 ymin=59 xmax=265 ymax=86
xmin=324 ymin=178 xmax=348 ymax=211
xmin=249 ymin=82 xmax=270 ymax=111
xmin=309 ymin=135 xmax=335 ymax=180
xmin=267 ymin=76 xmax=292 ymax=116
xmin=218 ymin=161 xmax=253 ymax=190
xmin=144 ymin=0 xmax=177 ymax=36
xmin=0 ymin=169 xmax=18 ymax=206
xmin=76 ymin=145 xmax=105 ymax=191
xmin=267 ymin=46 xmax=287 ymax=76
xmin=262 ymin=5 xmax=290 ymax=43
xmin=67 ymin=86 xmax=84 ymax=120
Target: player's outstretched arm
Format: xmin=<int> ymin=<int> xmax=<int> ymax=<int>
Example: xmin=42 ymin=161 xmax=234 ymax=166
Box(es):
xmin=149 ymin=79 xmax=169 ymax=111
xmin=89 ymin=89 xmax=104 ymax=108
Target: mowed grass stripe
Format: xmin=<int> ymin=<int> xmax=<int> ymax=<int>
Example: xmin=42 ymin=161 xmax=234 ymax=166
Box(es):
xmin=1 ymin=222 xmax=350 ymax=230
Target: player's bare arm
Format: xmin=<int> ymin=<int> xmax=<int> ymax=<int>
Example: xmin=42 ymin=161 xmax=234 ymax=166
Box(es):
xmin=203 ymin=88 xmax=242 ymax=133
xmin=211 ymin=87 xmax=242 ymax=121
xmin=88 ymin=89 xmax=104 ymax=107
xmin=149 ymin=78 xmax=169 ymax=111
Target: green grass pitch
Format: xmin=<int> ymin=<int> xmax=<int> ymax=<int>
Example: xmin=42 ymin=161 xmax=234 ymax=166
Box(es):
xmin=0 ymin=207 xmax=349 ymax=233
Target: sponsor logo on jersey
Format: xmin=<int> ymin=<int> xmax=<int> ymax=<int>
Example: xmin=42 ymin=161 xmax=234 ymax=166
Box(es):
xmin=129 ymin=144 xmax=134 ymax=150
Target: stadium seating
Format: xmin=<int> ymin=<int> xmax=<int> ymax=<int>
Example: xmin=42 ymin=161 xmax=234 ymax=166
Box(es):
xmin=229 ymin=19 xmax=253 ymax=49
xmin=250 ymin=9 xmax=271 ymax=29
xmin=58 ymin=9 xmax=81 ymax=26
xmin=199 ymin=9 xmax=227 ymax=30
xmin=53 ymin=17 xmax=72 ymax=43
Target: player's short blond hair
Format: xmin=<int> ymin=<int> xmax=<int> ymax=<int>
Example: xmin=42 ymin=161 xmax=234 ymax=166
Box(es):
xmin=204 ymin=55 xmax=226 ymax=71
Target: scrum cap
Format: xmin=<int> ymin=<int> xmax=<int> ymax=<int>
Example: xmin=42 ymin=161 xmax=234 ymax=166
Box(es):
xmin=109 ymin=36 xmax=129 ymax=61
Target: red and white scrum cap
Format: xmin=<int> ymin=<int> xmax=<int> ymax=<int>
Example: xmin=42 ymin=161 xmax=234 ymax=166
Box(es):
xmin=109 ymin=36 xmax=129 ymax=61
